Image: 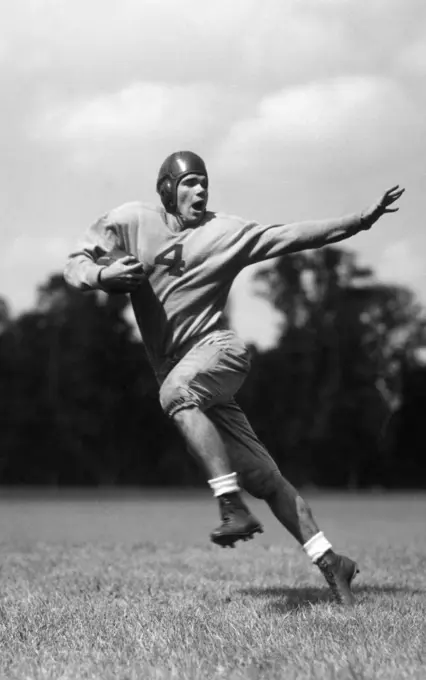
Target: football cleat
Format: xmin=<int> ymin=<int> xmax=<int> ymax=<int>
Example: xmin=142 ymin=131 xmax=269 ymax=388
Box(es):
xmin=210 ymin=492 xmax=264 ymax=548
xmin=316 ymin=550 xmax=359 ymax=606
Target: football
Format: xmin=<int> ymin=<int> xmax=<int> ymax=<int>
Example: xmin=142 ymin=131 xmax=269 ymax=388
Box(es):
xmin=97 ymin=248 xmax=144 ymax=294
xmin=97 ymin=247 xmax=138 ymax=267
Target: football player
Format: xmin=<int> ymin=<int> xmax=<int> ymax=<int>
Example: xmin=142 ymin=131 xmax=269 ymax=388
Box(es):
xmin=64 ymin=151 xmax=404 ymax=605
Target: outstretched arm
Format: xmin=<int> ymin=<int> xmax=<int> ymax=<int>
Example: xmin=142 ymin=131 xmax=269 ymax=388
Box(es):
xmin=239 ymin=186 xmax=404 ymax=265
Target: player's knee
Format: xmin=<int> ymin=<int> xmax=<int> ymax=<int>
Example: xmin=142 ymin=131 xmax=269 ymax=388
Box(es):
xmin=171 ymin=405 xmax=202 ymax=428
xmin=159 ymin=377 xmax=199 ymax=418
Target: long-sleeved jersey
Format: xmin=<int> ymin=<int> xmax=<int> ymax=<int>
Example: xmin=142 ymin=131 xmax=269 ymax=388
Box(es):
xmin=64 ymin=202 xmax=365 ymax=373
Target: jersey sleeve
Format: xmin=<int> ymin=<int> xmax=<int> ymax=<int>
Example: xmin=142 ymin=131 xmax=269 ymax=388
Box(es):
xmin=64 ymin=207 xmax=132 ymax=291
xmin=231 ymin=213 xmax=365 ymax=267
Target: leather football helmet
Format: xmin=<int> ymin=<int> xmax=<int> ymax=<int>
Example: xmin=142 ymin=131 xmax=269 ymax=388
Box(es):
xmin=156 ymin=151 xmax=208 ymax=213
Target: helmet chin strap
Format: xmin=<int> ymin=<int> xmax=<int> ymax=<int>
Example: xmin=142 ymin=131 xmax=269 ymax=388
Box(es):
xmin=176 ymin=212 xmax=186 ymax=229
xmin=174 ymin=205 xmax=206 ymax=229
xmin=169 ymin=210 xmax=194 ymax=232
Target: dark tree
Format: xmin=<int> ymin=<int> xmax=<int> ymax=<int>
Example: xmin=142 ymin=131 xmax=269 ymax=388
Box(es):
xmin=238 ymin=247 xmax=426 ymax=488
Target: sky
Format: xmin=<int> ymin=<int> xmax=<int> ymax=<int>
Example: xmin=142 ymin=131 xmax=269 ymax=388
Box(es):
xmin=1 ymin=0 xmax=426 ymax=348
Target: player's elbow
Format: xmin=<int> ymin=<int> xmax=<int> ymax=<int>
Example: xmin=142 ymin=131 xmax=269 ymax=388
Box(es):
xmin=63 ymin=262 xmax=89 ymax=292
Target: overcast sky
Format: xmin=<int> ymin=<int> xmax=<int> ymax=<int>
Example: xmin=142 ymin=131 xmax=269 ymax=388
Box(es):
xmin=1 ymin=0 xmax=425 ymax=347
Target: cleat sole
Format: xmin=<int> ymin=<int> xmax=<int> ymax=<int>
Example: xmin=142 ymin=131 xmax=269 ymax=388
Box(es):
xmin=211 ymin=524 xmax=264 ymax=548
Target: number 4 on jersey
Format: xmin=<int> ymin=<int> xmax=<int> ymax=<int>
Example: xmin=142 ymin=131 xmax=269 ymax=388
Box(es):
xmin=154 ymin=244 xmax=186 ymax=277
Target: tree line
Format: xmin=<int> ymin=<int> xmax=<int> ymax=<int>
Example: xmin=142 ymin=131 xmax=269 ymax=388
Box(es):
xmin=0 ymin=245 xmax=425 ymax=488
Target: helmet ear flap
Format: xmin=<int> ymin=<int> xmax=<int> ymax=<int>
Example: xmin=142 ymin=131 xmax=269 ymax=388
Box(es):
xmin=159 ymin=177 xmax=176 ymax=212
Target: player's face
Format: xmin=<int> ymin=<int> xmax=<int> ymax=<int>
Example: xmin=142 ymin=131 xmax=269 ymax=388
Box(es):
xmin=176 ymin=173 xmax=208 ymax=225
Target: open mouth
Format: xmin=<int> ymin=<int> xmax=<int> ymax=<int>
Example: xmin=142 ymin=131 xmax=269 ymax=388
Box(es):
xmin=192 ymin=199 xmax=205 ymax=212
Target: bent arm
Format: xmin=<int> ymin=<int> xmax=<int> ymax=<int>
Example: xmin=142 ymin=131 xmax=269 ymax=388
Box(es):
xmin=64 ymin=217 xmax=122 ymax=291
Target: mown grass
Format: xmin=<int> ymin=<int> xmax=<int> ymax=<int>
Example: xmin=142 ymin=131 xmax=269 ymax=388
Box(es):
xmin=0 ymin=491 xmax=425 ymax=679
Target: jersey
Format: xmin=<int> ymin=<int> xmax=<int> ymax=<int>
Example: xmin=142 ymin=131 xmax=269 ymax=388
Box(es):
xmin=64 ymin=201 xmax=363 ymax=374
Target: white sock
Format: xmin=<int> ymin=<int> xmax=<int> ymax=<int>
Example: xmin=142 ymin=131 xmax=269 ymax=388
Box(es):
xmin=303 ymin=531 xmax=332 ymax=563
xmin=208 ymin=472 xmax=240 ymax=498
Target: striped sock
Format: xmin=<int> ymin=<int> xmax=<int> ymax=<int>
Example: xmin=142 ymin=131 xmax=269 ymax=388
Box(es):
xmin=303 ymin=531 xmax=332 ymax=563
xmin=208 ymin=472 xmax=240 ymax=498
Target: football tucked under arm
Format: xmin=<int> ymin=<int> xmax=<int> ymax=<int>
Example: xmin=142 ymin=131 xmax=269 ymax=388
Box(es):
xmin=97 ymin=247 xmax=133 ymax=267
xmin=97 ymin=248 xmax=146 ymax=294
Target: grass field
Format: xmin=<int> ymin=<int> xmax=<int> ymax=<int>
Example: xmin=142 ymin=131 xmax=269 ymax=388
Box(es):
xmin=0 ymin=489 xmax=425 ymax=679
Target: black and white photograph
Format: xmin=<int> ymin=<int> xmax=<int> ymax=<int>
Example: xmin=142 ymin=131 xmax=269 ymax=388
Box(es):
xmin=0 ymin=1 xmax=425 ymax=678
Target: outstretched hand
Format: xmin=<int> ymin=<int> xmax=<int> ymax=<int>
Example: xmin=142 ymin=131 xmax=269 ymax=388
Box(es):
xmin=361 ymin=185 xmax=405 ymax=229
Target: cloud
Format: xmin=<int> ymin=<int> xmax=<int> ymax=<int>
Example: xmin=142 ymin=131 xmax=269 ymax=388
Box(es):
xmin=1 ymin=0 xmax=426 ymax=341
xmin=376 ymin=240 xmax=426 ymax=294
xmin=230 ymin=268 xmax=283 ymax=349
xmin=0 ymin=0 xmax=254 ymax=87
xmin=29 ymin=82 xmax=254 ymax=189
xmin=34 ymin=82 xmax=246 ymax=162
xmin=0 ymin=235 xmax=72 ymax=312
xmin=3 ymin=0 xmax=425 ymax=94
xmin=397 ymin=39 xmax=426 ymax=76
xmin=215 ymin=76 xmax=423 ymax=182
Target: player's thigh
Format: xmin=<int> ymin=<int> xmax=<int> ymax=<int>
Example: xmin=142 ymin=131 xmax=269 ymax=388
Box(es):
xmin=159 ymin=333 xmax=250 ymax=417
xmin=207 ymin=400 xmax=281 ymax=499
